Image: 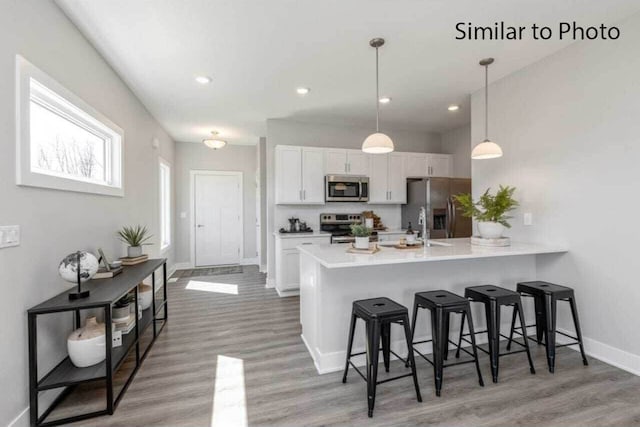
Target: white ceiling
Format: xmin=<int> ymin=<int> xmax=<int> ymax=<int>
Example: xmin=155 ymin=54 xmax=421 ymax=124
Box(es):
xmin=56 ymin=0 xmax=640 ymax=145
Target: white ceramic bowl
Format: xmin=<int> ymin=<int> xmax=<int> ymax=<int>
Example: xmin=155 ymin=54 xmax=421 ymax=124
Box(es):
xmin=67 ymin=334 xmax=106 ymax=368
xmin=139 ymin=288 xmax=153 ymax=310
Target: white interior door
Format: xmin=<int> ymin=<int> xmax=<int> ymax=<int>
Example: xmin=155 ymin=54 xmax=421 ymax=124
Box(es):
xmin=194 ymin=172 xmax=242 ymax=266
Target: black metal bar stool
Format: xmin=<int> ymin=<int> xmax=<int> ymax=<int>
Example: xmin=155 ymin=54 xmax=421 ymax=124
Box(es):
xmin=507 ymin=281 xmax=588 ymax=373
xmin=408 ymin=290 xmax=484 ymax=396
xmin=342 ymin=297 xmax=422 ymax=417
xmin=456 ymin=285 xmax=536 ymax=383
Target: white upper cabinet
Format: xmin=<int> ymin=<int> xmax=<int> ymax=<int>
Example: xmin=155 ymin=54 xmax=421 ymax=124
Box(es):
xmin=275 ymin=145 xmax=325 ymax=205
xmin=301 ymin=147 xmax=325 ymax=203
xmin=325 ymin=149 xmax=369 ymax=176
xmin=428 ymin=154 xmax=453 ymax=177
xmin=368 ymin=153 xmax=406 ymax=204
xmin=405 ymin=153 xmax=428 ymax=177
xmin=346 ymin=150 xmax=369 ymax=176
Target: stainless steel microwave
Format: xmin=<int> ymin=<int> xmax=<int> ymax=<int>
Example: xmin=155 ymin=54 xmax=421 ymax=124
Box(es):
xmin=325 ymin=175 xmax=369 ymax=202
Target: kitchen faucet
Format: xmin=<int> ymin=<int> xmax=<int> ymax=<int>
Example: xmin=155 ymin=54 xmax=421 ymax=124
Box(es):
xmin=418 ymin=206 xmax=429 ymax=242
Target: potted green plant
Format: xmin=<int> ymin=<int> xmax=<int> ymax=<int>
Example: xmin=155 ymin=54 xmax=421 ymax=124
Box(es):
xmin=117 ymin=225 xmax=152 ymax=257
xmin=350 ymin=223 xmax=372 ymax=249
xmin=454 ymin=185 xmax=519 ymax=239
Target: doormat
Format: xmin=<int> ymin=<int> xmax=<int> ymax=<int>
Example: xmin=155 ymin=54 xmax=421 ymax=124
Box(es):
xmin=177 ymin=266 xmax=243 ymax=278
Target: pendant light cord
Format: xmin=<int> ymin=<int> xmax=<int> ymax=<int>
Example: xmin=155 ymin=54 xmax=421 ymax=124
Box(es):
xmin=375 ymin=46 xmax=380 ymax=132
xmin=484 ymin=63 xmax=489 ymax=141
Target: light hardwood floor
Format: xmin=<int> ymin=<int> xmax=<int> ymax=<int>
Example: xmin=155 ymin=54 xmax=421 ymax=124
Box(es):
xmin=62 ymin=265 xmax=640 ymax=426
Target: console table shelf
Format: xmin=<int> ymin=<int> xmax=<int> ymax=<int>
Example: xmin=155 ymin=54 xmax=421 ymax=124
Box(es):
xmin=27 ymin=258 xmax=168 ymax=427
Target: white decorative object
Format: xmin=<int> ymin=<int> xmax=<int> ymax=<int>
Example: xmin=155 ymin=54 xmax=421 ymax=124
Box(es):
xmin=58 ymin=251 xmax=99 ymax=283
xmin=139 ymin=284 xmax=153 ymax=310
xmin=471 ymin=236 xmax=511 ymax=247
xmin=477 ymin=221 xmax=505 ymax=239
xmin=365 ymin=218 xmax=374 ymax=229
xmin=354 ymin=237 xmax=370 ymax=250
xmin=67 ymin=316 xmax=106 ymax=368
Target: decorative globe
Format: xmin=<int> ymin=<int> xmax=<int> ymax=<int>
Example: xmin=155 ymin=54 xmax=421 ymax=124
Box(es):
xmin=58 ymin=251 xmax=99 ymax=283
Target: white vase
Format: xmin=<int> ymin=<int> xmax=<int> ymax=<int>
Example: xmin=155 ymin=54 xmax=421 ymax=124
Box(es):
xmin=139 ymin=284 xmax=153 ymax=310
xmin=67 ymin=316 xmax=106 ymax=368
xmin=354 ymin=237 xmax=370 ymax=249
xmin=477 ymin=221 xmax=505 ymax=239
xmin=128 ymin=246 xmax=142 ymax=257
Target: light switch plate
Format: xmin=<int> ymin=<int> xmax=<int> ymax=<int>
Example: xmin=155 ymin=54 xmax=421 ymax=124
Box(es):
xmin=523 ymin=213 xmax=533 ymax=226
xmin=180 ymin=212 xmax=187 ymax=219
xmin=0 ymin=225 xmax=20 ymax=248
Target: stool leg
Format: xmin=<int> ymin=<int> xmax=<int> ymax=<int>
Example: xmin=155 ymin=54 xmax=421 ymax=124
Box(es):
xmin=455 ymin=310 xmax=466 ymax=359
xmin=443 ymin=312 xmax=451 ymax=360
xmin=543 ymin=295 xmax=557 ymax=373
xmin=342 ymin=312 xmax=357 ymax=383
xmin=432 ymin=307 xmax=445 ymax=396
xmin=484 ymin=301 xmax=501 ymax=383
xmin=568 ymin=296 xmax=589 ymax=366
xmin=406 ymin=300 xmax=420 ymax=368
xmin=465 ymin=306 xmax=484 ymax=387
xmin=402 ymin=314 xmax=422 ymax=403
xmin=381 ymin=322 xmax=391 ymax=373
xmin=534 ymin=296 xmax=546 ymax=345
xmin=516 ymin=300 xmax=536 ymax=375
xmin=506 ymin=304 xmax=518 ymax=351
xmin=364 ymin=321 xmax=372 ymax=417
xmin=368 ymin=319 xmax=381 ymax=418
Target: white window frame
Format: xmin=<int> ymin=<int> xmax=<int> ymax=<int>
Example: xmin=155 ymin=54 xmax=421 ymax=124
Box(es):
xmin=15 ymin=55 xmax=124 ymax=197
xmin=159 ymin=157 xmax=171 ymax=251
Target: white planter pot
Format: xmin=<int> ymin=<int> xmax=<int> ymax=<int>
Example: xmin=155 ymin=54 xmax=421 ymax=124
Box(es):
xmin=477 ymin=221 xmax=505 ymax=239
xmin=112 ymin=305 xmax=130 ymax=323
xmin=354 ymin=237 xmax=370 ymax=249
xmin=128 ymin=246 xmax=142 ymax=257
xmin=139 ymin=286 xmax=153 ymax=310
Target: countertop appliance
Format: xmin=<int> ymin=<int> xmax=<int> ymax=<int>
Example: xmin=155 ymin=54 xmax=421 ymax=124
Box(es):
xmin=320 ymin=213 xmax=378 ymax=244
xmin=402 ymin=178 xmax=472 ymax=239
xmin=325 ymin=176 xmax=369 ymax=202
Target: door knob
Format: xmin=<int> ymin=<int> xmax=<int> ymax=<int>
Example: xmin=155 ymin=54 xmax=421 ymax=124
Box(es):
xmin=197 ymin=224 xmax=205 ymax=228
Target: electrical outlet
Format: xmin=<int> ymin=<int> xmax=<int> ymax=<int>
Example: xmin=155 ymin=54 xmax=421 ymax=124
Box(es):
xmin=523 ymin=213 xmax=533 ymax=226
xmin=0 ymin=225 xmax=20 ymax=248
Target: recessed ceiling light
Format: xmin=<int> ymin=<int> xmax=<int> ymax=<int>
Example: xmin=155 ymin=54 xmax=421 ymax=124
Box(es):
xmin=379 ymin=97 xmax=392 ymax=104
xmin=195 ymin=76 xmax=212 ymax=84
xmin=448 ymin=105 xmax=460 ymax=111
xmin=296 ymin=87 xmax=310 ymax=95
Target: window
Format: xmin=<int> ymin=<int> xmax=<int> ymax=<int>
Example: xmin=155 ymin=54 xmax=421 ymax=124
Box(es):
xmin=159 ymin=158 xmax=171 ymax=250
xmin=16 ymin=56 xmax=124 ymax=196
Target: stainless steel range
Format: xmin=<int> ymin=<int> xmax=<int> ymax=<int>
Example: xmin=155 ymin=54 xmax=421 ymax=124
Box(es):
xmin=319 ymin=213 xmax=378 ymax=244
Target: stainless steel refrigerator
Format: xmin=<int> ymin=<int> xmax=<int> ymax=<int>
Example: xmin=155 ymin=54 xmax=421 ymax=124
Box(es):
xmin=401 ymin=178 xmax=472 ymax=239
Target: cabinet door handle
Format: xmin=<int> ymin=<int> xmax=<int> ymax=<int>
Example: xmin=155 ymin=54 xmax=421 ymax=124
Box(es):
xmin=299 ymin=190 xmax=302 ymax=201
xmin=389 ymin=190 xmax=392 ymax=200
xmin=345 ymin=163 xmax=348 ymax=173
xmin=303 ymin=190 xmax=306 ymax=200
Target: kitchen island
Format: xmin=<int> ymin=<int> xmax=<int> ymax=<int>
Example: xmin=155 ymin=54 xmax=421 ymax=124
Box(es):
xmin=297 ymin=238 xmax=567 ymax=374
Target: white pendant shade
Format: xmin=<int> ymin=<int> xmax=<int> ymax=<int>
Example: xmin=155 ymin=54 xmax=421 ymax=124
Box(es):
xmin=471 ymin=139 xmax=503 ymax=159
xmin=362 ymin=132 xmax=394 ymax=154
xmin=203 ymin=138 xmax=227 ymax=149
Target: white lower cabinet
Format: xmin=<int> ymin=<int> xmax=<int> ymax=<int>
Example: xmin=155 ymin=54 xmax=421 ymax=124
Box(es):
xmin=275 ymin=234 xmax=331 ymax=295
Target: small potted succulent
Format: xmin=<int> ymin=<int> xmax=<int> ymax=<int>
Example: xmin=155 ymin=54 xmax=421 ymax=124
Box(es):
xmin=454 ymin=185 xmax=519 ymax=239
xmin=113 ymin=294 xmax=133 ymax=322
xmin=350 ymin=223 xmax=372 ymax=249
xmin=117 ymin=225 xmax=152 ymax=258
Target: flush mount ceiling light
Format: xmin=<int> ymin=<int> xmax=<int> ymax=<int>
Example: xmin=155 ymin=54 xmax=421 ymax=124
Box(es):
xmin=448 ymin=105 xmax=459 ymax=111
xmin=296 ymin=87 xmax=310 ymax=95
xmin=362 ymin=38 xmax=394 ymax=154
xmin=202 ymin=131 xmax=227 ymax=150
xmin=195 ymin=76 xmax=212 ymax=84
xmin=471 ymin=58 xmax=503 ymax=160
xmin=379 ymin=96 xmax=392 ymax=104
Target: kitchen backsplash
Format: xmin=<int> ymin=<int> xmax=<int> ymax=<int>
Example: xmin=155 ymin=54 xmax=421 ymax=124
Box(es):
xmin=275 ymin=203 xmax=403 ymax=232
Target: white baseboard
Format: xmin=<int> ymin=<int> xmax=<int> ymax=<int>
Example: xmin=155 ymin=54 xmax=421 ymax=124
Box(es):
xmin=259 ymin=264 xmax=267 ymax=273
xmin=265 ymin=277 xmax=275 ymax=289
xmin=8 ymin=406 xmax=29 ymax=427
xmin=276 ymin=288 xmax=299 ymax=297
xmin=240 ymin=257 xmax=259 ymax=266
xmin=173 ymin=261 xmax=192 ymax=270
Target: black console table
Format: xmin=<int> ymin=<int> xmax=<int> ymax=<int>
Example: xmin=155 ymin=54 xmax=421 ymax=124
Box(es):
xmin=27 ymin=258 xmax=168 ymax=427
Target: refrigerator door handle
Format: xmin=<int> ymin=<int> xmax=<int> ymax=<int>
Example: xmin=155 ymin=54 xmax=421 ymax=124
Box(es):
xmin=447 ymin=197 xmax=456 ymax=238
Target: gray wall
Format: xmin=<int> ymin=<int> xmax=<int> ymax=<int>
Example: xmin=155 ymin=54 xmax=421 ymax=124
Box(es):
xmin=0 ymin=0 xmax=175 ymax=425
xmin=174 ymin=141 xmax=257 ymax=264
xmin=265 ymin=118 xmax=443 ymax=285
xmin=258 ymin=137 xmax=267 ymax=269
xmin=441 ymin=124 xmax=471 ymax=178
xmin=471 ymin=12 xmax=640 ymax=368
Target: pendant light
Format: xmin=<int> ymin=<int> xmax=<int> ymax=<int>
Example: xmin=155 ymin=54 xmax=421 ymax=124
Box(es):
xmin=362 ymin=38 xmax=394 ymax=154
xmin=471 ymin=58 xmax=503 ymax=160
xmin=203 ymin=131 xmax=227 ymax=150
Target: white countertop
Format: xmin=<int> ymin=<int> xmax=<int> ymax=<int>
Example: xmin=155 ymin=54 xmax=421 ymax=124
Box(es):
xmin=297 ymin=238 xmax=567 ymax=269
xmin=274 ymin=231 xmax=331 ymax=239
